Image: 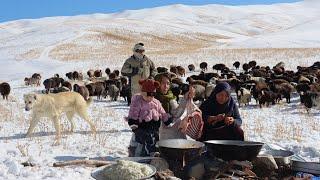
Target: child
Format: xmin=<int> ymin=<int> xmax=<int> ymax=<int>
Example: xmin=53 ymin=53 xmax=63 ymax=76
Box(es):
xmin=126 ymin=79 xmax=172 ymax=157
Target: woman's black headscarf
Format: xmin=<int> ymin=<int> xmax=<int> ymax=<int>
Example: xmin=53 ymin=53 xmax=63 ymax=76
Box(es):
xmin=206 ymin=82 xmax=235 ymax=116
xmin=199 ymin=82 xmax=244 ymax=141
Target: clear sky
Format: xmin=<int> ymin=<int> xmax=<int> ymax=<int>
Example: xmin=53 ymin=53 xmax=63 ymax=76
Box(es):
xmin=0 ymin=0 xmax=301 ymax=23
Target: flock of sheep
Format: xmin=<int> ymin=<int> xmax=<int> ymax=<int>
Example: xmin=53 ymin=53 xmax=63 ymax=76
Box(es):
xmin=1 ymin=60 xmax=320 ymax=111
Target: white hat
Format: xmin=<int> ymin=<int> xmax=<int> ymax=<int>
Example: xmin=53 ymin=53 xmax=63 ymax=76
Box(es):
xmin=133 ymin=43 xmax=145 ymax=52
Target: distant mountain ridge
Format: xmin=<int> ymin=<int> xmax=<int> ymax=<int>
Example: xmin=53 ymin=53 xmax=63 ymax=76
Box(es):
xmin=0 ymin=0 xmax=320 ymax=61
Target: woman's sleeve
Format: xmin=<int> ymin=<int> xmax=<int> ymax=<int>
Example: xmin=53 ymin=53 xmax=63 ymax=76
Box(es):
xmin=232 ymin=104 xmax=242 ymax=126
xmin=199 ymin=101 xmax=210 ymax=127
xmin=170 ymin=97 xmax=187 ymax=119
xmin=156 ymin=101 xmax=172 ymax=125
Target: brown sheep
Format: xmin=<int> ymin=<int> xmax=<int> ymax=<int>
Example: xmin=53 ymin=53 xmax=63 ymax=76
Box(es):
xmin=73 ymin=71 xmax=80 ymax=80
xmin=212 ymin=63 xmax=226 ymax=72
xmin=275 ymin=61 xmax=285 ymax=69
xmin=272 ymin=79 xmax=289 ymax=85
xmin=186 ymin=77 xmax=208 ymax=87
xmin=279 ymin=83 xmax=295 ymax=103
xmin=310 ymin=83 xmax=320 ymax=92
xmin=31 ymin=73 xmax=41 ymax=86
xmin=168 ymin=72 xmax=177 ymax=79
xmin=51 ymin=86 xmax=70 ymax=93
xmin=252 ymin=82 xmax=269 ymax=104
xmin=170 ymin=66 xmax=178 ymax=75
xmin=273 ymin=66 xmax=284 ymax=75
xmin=87 ymin=70 xmax=94 ymax=78
xmin=0 ymin=82 xmax=10 ymax=100
xmin=171 ymin=78 xmax=183 ymax=86
xmin=248 ymin=61 xmax=257 ymax=69
xmin=157 ymin=67 xmax=168 ymax=73
xmin=108 ymin=72 xmax=117 ymax=80
xmin=24 ymin=73 xmax=41 ymax=86
xmin=62 ymin=81 xmax=72 ymax=91
xmin=73 ymin=84 xmax=90 ymax=100
xmin=105 ymin=79 xmax=122 ymax=101
xmin=113 ymin=70 xmax=120 ymax=77
xmin=242 ymin=63 xmax=250 ymax=72
xmin=120 ymin=76 xmax=128 ymax=86
xmin=31 ymin=73 xmax=41 ymax=79
xmin=188 ymin=64 xmax=195 ymax=72
xmin=271 ymin=82 xmax=294 ymax=103
xmin=258 ymin=90 xmax=280 ymax=108
xmin=200 ymin=62 xmax=208 ymax=71
xmin=86 ymin=82 xmax=106 ymax=100
xmin=66 ymin=72 xmax=73 ymax=80
xmin=198 ymin=72 xmax=219 ymax=82
xmin=24 ymin=77 xmax=30 ymax=85
xmin=180 ymin=84 xmax=206 ymax=102
xmin=43 ymin=77 xmax=64 ymax=93
xmin=176 ymin=66 xmax=186 ymax=77
xmin=94 ymin=70 xmax=102 ymax=78
xmin=78 ymin=72 xmax=84 ymax=81
xmin=24 ymin=77 xmax=40 ymax=86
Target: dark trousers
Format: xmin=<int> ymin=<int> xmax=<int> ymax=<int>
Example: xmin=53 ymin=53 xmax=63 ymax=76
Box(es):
xmin=134 ymin=120 xmax=160 ymax=156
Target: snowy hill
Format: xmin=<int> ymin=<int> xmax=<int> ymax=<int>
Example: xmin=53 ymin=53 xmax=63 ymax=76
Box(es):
xmin=0 ymin=0 xmax=320 ymax=81
xmin=0 ymin=1 xmax=320 ymax=179
xmin=1 ymin=0 xmax=320 ymax=63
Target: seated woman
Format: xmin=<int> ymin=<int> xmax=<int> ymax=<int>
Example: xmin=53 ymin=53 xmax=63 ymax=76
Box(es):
xmin=199 ymin=82 xmax=244 ymax=141
xmin=154 ymin=73 xmax=197 ymax=140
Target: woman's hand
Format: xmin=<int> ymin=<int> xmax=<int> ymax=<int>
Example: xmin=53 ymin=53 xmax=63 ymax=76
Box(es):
xmin=178 ymin=116 xmax=189 ymax=134
xmin=224 ymin=116 xmax=235 ymax=125
xmin=186 ymin=86 xmax=195 ymax=100
xmin=208 ymin=114 xmax=225 ymax=124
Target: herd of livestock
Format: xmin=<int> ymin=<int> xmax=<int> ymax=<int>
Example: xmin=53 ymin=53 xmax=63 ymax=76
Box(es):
xmin=1 ymin=60 xmax=320 ymax=110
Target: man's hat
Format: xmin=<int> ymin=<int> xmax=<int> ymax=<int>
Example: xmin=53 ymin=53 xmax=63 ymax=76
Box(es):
xmin=133 ymin=42 xmax=145 ymax=52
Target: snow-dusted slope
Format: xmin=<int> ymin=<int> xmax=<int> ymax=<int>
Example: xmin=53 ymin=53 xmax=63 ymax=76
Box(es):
xmin=0 ymin=0 xmax=320 ymax=63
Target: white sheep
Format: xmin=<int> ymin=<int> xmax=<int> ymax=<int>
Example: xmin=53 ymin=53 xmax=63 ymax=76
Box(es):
xmin=205 ymin=84 xmax=215 ymax=98
xmin=249 ymin=75 xmax=266 ymax=83
xmin=237 ymin=87 xmax=251 ymax=107
xmin=298 ymin=75 xmax=310 ymax=84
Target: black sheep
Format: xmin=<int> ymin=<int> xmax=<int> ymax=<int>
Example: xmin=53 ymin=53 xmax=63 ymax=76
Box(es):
xmin=0 ymin=82 xmax=11 ymax=100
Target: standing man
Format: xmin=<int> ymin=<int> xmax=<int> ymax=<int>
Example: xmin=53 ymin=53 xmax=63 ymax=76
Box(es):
xmin=121 ymin=43 xmax=157 ymax=105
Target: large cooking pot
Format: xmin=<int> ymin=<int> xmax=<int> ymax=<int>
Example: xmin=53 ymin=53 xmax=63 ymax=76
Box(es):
xmin=292 ymin=160 xmax=320 ymax=175
xmin=259 ymin=149 xmax=294 ymax=167
xmin=205 ymin=140 xmax=264 ymax=161
xmin=156 ymin=139 xmax=205 ymax=164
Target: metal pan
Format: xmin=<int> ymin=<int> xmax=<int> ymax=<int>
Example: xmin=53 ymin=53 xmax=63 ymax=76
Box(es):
xmin=205 ymin=140 xmax=264 ymax=161
xmin=156 ymin=139 xmax=205 ymax=164
xmin=292 ymin=160 xmax=320 ymax=175
xmin=259 ymin=149 xmax=294 ymax=167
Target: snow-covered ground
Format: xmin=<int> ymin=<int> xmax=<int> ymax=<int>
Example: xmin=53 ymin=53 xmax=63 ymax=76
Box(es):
xmin=0 ymin=0 xmax=320 ymax=179
xmin=0 ymin=57 xmax=319 ymax=179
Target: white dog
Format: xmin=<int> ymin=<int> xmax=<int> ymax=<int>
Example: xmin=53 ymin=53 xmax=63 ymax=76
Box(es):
xmin=23 ymin=92 xmax=96 ymax=144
